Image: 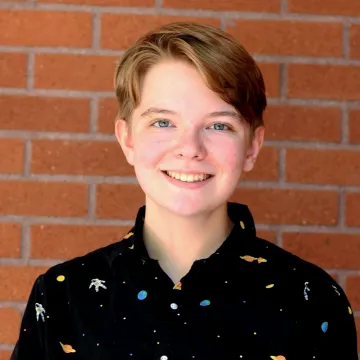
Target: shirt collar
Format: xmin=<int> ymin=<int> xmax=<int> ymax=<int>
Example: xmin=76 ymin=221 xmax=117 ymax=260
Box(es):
xmin=110 ymin=202 xmax=256 ymax=264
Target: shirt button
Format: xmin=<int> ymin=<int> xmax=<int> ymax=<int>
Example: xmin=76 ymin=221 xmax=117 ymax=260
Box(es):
xmin=170 ymin=303 xmax=178 ymax=310
xmin=160 ymin=356 xmax=168 ymax=360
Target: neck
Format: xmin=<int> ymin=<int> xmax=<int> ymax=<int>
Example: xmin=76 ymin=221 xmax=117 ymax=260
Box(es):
xmin=142 ymin=199 xmax=234 ymax=284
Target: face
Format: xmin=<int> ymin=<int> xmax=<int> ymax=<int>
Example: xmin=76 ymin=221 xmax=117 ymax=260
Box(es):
xmin=115 ymin=60 xmax=264 ymax=217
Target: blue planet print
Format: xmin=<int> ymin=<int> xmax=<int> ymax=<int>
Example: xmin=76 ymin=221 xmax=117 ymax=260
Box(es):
xmin=200 ymin=300 xmax=211 ymax=306
xmin=321 ymin=321 xmax=328 ymax=333
xmin=137 ymin=290 xmax=148 ymax=300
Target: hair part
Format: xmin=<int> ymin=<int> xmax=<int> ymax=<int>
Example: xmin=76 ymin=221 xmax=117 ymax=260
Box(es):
xmin=114 ymin=22 xmax=267 ymax=134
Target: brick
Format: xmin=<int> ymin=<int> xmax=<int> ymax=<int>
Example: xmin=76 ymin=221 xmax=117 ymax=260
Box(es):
xmin=283 ymin=233 xmax=360 ymax=270
xmin=230 ymin=189 xmax=338 ymax=225
xmin=346 ymin=276 xmax=360 ymax=311
xmin=31 ymin=224 xmax=131 ymax=259
xmin=98 ymin=98 xmax=118 ymax=134
xmin=0 ymin=308 xmax=21 ymax=344
xmin=163 ymin=0 xmax=280 ymax=12
xmin=39 ymin=0 xmax=152 ymax=5
xmin=0 ymin=181 xmax=87 ymax=217
xmin=0 ymin=351 xmax=12 ymax=360
xmin=96 ymin=184 xmax=145 ymax=219
xmin=0 ymin=139 xmax=24 ymax=174
xmin=286 ymin=149 xmax=360 ymax=186
xmin=0 ymin=266 xmax=48 ymax=301
xmin=257 ymin=230 xmax=276 ymax=243
xmin=346 ymin=192 xmax=360 ymax=227
xmin=264 ymin=105 xmax=341 ymax=142
xmin=349 ymin=109 xmax=360 ymax=143
xmin=0 ymin=223 xmax=21 ymax=258
xmin=34 ymin=54 xmax=117 ymax=91
xmin=350 ymin=25 xmax=360 ymax=59
xmin=288 ymin=64 xmax=360 ymax=100
xmin=288 ymin=0 xmax=360 ymax=16
xmin=259 ymin=63 xmax=280 ymax=98
xmin=242 ymin=147 xmax=278 ymax=181
xmin=101 ymin=14 xmax=220 ymax=50
xmin=226 ymin=20 xmax=342 ymax=57
xmin=0 ymin=53 xmax=27 ymax=88
xmin=31 ymin=140 xmax=134 ymax=176
xmin=0 ymin=95 xmax=90 ymax=133
xmin=0 ymin=10 xmax=91 ymax=47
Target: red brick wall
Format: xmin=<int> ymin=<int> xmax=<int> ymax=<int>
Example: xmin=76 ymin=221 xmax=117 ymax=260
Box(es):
xmin=0 ymin=0 xmax=360 ymax=357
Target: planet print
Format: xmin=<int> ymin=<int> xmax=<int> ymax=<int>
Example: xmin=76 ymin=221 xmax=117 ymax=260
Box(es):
xmin=200 ymin=300 xmax=210 ymax=306
xmin=321 ymin=322 xmax=328 ymax=333
xmin=60 ymin=342 xmax=76 ymax=353
xmin=137 ymin=290 xmax=148 ymax=300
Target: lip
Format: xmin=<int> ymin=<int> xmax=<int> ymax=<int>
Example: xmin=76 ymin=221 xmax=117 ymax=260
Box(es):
xmin=163 ymin=170 xmax=213 ymax=175
xmin=161 ymin=171 xmax=214 ymax=189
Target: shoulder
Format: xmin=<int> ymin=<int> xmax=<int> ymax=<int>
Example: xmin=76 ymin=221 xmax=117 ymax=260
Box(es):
xmin=255 ymin=237 xmax=351 ymax=307
xmin=38 ymin=238 xmax=131 ymax=293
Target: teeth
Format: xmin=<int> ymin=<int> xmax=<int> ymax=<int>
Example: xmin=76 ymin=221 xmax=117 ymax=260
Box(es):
xmin=166 ymin=171 xmax=211 ymax=183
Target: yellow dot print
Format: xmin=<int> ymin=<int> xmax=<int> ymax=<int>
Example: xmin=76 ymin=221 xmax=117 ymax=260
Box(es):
xmin=56 ymin=275 xmax=65 ymax=282
xmin=270 ymin=356 xmax=286 ymax=360
xmin=240 ymin=221 xmax=245 ymax=229
xmin=348 ymin=306 xmax=352 ymax=314
xmin=266 ymin=284 xmax=275 ymax=289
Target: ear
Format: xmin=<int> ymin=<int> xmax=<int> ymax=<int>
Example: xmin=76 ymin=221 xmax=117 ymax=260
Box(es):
xmin=242 ymin=126 xmax=265 ymax=173
xmin=115 ymin=119 xmax=134 ymax=166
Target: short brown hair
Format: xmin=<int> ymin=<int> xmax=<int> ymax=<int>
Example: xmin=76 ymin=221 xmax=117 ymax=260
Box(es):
xmin=114 ymin=22 xmax=267 ymax=133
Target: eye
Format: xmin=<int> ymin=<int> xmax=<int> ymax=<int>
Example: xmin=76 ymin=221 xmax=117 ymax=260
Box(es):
xmin=151 ymin=119 xmax=174 ymax=128
xmin=208 ymin=123 xmax=232 ymax=131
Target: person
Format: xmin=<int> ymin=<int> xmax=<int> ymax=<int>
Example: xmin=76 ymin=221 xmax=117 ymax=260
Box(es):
xmin=11 ymin=22 xmax=358 ymax=360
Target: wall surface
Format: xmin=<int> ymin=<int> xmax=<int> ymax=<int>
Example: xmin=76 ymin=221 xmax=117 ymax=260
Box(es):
xmin=0 ymin=0 xmax=360 ymax=357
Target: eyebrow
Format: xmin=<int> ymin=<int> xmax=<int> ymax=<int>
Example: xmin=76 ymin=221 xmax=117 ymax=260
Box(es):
xmin=140 ymin=107 xmax=241 ymax=119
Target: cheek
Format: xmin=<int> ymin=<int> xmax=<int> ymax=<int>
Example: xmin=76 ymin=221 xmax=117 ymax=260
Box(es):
xmin=211 ymin=140 xmax=245 ymax=170
xmin=133 ymin=135 xmax=168 ymax=167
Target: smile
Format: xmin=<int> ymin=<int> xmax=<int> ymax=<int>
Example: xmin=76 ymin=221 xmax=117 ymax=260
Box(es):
xmin=163 ymin=171 xmax=212 ymax=183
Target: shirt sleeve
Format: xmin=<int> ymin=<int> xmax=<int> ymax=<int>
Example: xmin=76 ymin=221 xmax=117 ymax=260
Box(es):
xmin=299 ymin=269 xmax=359 ymax=360
xmin=10 ymin=275 xmax=47 ymax=360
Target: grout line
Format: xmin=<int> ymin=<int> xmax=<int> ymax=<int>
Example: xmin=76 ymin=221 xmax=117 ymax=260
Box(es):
xmin=89 ymin=97 xmax=99 ymax=133
xmin=280 ymin=0 xmax=287 ymax=15
xmin=92 ymin=12 xmax=101 ymax=49
xmin=27 ymin=53 xmax=35 ymax=90
xmin=343 ymin=21 xmax=350 ymax=59
xmin=341 ymin=102 xmax=349 ymax=143
xmin=21 ymin=220 xmax=31 ymax=265
xmin=278 ymin=148 xmax=286 ymax=184
xmin=154 ymin=0 xmax=162 ymax=8
xmin=338 ymin=188 xmax=346 ymax=229
xmin=279 ymin=63 xmax=287 ymax=99
xmin=88 ymin=183 xmax=96 ymax=219
xmin=23 ymin=139 xmax=31 ymax=177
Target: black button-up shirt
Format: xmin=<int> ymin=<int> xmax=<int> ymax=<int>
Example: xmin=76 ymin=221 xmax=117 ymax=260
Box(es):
xmin=11 ymin=202 xmax=358 ymax=360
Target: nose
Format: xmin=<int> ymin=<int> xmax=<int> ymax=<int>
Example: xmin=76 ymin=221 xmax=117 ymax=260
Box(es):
xmin=175 ymin=129 xmax=207 ymax=160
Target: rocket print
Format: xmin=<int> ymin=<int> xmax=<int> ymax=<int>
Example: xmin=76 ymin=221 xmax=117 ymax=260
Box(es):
xmin=89 ymin=279 xmax=107 ymax=292
xmin=332 ymin=285 xmax=341 ymax=296
xmin=304 ymin=282 xmax=310 ymax=300
xmin=35 ymin=303 xmax=46 ymax=322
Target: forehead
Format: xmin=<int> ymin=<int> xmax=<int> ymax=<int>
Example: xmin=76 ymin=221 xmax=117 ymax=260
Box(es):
xmin=138 ymin=60 xmax=234 ymax=115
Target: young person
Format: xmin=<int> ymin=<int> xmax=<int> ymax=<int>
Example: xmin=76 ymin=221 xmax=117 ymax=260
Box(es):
xmin=11 ymin=22 xmax=358 ymax=360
